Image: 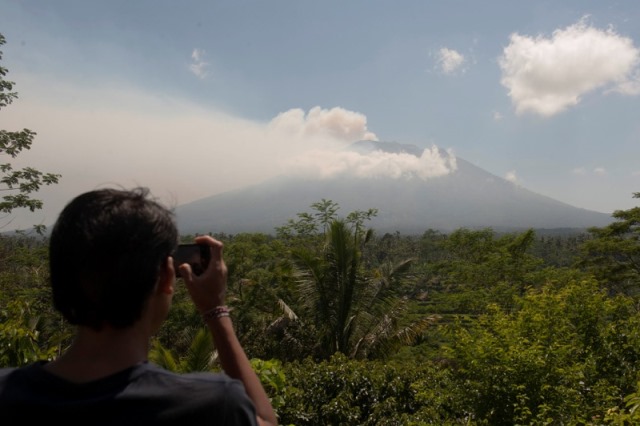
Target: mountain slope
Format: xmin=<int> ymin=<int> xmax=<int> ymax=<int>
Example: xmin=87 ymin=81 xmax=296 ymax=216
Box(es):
xmin=175 ymin=142 xmax=612 ymax=235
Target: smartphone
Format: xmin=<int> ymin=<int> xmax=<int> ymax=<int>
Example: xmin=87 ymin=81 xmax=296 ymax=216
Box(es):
xmin=172 ymin=243 xmax=211 ymax=277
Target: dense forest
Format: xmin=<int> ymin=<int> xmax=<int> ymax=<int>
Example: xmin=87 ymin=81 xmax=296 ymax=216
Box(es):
xmin=2 ymin=195 xmax=640 ymax=425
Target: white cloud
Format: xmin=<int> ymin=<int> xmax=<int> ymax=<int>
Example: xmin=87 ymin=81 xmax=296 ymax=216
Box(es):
xmin=268 ymin=107 xmax=457 ymax=181
xmin=437 ymin=47 xmax=465 ymax=74
xmin=268 ymin=106 xmax=378 ymax=143
xmin=505 ymin=170 xmax=521 ymax=184
xmin=612 ymin=71 xmax=640 ymax=95
xmin=493 ymin=111 xmax=503 ymax=121
xmin=572 ymin=167 xmax=608 ymax=176
xmin=284 ymin=146 xmax=457 ymax=181
xmin=499 ymin=17 xmax=640 ymax=116
xmin=189 ymin=48 xmax=209 ymax=79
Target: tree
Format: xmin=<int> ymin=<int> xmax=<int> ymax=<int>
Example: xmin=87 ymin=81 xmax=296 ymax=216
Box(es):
xmin=0 ymin=33 xmax=60 ymax=232
xmin=577 ymin=192 xmax=640 ymax=295
xmin=150 ymin=328 xmax=217 ymax=373
xmin=311 ymin=198 xmax=339 ymax=234
xmin=430 ymin=228 xmax=542 ymax=315
xmin=0 ymin=300 xmax=58 ymax=367
xmin=278 ymin=353 xmax=458 ymax=425
xmin=446 ymin=276 xmax=640 ymax=425
xmin=280 ymin=202 xmax=437 ymax=360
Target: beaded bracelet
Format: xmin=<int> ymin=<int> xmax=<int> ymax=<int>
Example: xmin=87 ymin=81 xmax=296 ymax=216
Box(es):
xmin=202 ymin=305 xmax=231 ymax=321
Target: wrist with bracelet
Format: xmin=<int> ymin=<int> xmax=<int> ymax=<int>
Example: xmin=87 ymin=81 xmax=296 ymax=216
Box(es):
xmin=202 ymin=305 xmax=231 ymax=321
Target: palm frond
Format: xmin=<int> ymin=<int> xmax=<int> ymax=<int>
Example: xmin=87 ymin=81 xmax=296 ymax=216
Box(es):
xmin=393 ymin=314 xmax=441 ymax=345
xmin=149 ymin=339 xmax=179 ymax=372
xmin=182 ymin=328 xmax=216 ymax=372
xmin=277 ymin=298 xmax=299 ymax=321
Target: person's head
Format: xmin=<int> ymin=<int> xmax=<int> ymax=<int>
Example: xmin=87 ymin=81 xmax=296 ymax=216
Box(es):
xmin=49 ymin=187 xmax=179 ymax=331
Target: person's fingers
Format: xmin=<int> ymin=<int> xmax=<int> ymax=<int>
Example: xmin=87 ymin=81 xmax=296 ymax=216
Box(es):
xmin=182 ymin=236 xmax=227 ymax=311
xmin=211 ymin=241 xmax=224 ymax=264
xmin=193 ymin=236 xmax=224 ymax=271
xmin=166 ymin=256 xmax=177 ymax=278
xmin=179 ymin=263 xmax=193 ymax=283
xmin=194 ymin=235 xmax=223 ymax=252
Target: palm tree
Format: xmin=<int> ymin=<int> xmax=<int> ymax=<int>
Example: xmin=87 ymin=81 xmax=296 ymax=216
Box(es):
xmin=150 ymin=327 xmax=218 ymax=372
xmin=288 ymin=218 xmax=438 ymax=360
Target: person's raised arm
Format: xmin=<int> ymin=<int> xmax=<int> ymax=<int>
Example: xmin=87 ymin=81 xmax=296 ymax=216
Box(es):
xmin=179 ymin=236 xmax=277 ymax=426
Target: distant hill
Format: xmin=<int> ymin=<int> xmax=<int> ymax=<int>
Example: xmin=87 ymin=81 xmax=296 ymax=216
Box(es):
xmin=175 ymin=141 xmax=613 ymax=235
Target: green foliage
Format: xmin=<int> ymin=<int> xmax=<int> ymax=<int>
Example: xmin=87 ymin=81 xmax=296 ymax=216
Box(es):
xmin=276 ymin=211 xmax=320 ymax=239
xmin=153 ymin=287 xmax=203 ymax=356
xmin=222 ymin=233 xmax=300 ymax=359
xmin=445 ymin=276 xmax=640 ymax=425
xmin=605 ymin=381 xmax=640 ymax=424
xmin=439 ymin=228 xmax=541 ymax=291
xmin=297 ymin=219 xmax=369 ymax=357
xmin=311 ymin=198 xmax=339 ymax=234
xmin=279 ymin=202 xmax=436 ymax=360
xmin=0 ymin=33 xmax=60 ymax=232
xmin=152 ymin=331 xmax=290 ymax=421
xmin=278 ymin=353 xmax=460 ymax=425
xmin=2 ymin=192 xmax=640 ymax=424
xmin=0 ymin=300 xmax=57 ymax=367
xmin=150 ymin=327 xmax=217 ymax=373
xmin=530 ymin=232 xmax=589 ymax=267
xmin=275 ymin=198 xmax=377 ymax=243
xmin=425 ymin=228 xmax=543 ymax=317
xmin=0 ymin=235 xmax=70 ymax=367
xmin=0 ymin=237 xmax=52 ymax=317
xmin=366 ymin=231 xmax=421 ymax=267
xmin=577 ymin=193 xmax=640 ymax=295
xmin=251 ymin=358 xmax=288 ymax=413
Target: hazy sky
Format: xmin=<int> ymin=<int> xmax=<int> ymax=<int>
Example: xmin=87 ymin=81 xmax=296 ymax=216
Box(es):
xmin=0 ymin=0 xmax=639 ymax=231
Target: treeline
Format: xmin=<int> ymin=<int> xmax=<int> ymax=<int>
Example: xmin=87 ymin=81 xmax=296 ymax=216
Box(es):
xmin=2 ymin=196 xmax=640 ymax=425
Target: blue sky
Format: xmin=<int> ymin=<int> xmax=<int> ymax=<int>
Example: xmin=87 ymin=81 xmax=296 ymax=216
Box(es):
xmin=1 ymin=0 xmax=639 ymax=230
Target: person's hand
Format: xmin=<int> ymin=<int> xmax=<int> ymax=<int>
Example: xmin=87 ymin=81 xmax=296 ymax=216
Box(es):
xmin=179 ymin=235 xmax=227 ymax=313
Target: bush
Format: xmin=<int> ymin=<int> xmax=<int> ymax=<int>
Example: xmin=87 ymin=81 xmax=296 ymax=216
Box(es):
xmin=278 ymin=353 xmax=461 ymax=425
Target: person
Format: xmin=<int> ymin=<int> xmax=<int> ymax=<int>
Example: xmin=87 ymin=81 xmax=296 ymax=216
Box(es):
xmin=0 ymin=187 xmax=278 ymax=425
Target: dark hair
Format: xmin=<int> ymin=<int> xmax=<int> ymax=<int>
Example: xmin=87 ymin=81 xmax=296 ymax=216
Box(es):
xmin=49 ymin=187 xmax=179 ymax=330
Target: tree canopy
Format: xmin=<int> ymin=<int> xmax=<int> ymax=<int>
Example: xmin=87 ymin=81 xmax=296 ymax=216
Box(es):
xmin=0 ymin=33 xmax=60 ymax=233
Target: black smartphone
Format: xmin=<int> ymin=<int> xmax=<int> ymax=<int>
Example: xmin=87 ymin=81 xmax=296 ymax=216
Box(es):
xmin=172 ymin=243 xmax=211 ymax=277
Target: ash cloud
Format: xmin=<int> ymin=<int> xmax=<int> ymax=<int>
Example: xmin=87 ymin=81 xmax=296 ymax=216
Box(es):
xmin=0 ymin=81 xmax=456 ymax=231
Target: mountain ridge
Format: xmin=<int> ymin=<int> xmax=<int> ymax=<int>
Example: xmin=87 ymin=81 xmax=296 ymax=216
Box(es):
xmin=176 ymin=141 xmax=613 ymax=235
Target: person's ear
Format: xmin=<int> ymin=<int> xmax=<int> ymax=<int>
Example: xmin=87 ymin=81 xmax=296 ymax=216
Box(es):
xmin=157 ymin=257 xmax=175 ymax=295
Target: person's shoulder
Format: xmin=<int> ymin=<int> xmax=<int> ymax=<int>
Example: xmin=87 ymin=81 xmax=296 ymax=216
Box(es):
xmin=0 ymin=362 xmax=45 ymax=394
xmin=136 ymin=362 xmax=247 ymax=394
xmin=0 ymin=367 xmax=17 ymax=382
xmin=134 ymin=363 xmax=258 ymax=423
xmin=0 ymin=362 xmax=43 ymax=382
xmin=138 ymin=362 xmax=231 ymax=382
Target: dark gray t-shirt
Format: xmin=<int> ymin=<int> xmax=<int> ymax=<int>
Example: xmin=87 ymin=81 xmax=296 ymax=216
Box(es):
xmin=0 ymin=361 xmax=258 ymax=425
